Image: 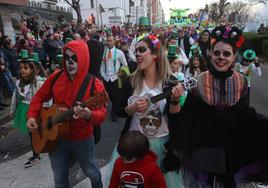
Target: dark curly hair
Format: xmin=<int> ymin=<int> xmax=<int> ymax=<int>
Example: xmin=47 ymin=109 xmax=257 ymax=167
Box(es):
xmin=189 ymin=56 xmax=207 ymax=76
xmin=117 ymin=131 xmax=149 ymax=161
xmin=211 ymin=26 xmax=244 ymax=52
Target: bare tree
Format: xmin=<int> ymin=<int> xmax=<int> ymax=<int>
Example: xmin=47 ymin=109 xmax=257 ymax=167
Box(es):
xmin=64 ymin=0 xmax=82 ymax=25
xmin=247 ymin=0 xmax=267 ymax=5
xmin=208 ymin=0 xmax=230 ymax=24
xmin=228 ymin=1 xmax=249 ymax=29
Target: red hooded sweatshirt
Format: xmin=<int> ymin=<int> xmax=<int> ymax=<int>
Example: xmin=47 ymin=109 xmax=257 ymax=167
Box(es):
xmin=109 ymin=151 xmax=167 ymax=188
xmin=27 ymin=40 xmax=107 ymax=140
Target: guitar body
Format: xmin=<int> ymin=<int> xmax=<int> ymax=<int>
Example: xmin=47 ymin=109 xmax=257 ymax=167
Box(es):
xmin=32 ymin=104 xmax=70 ymax=154
xmin=128 ymin=93 xmax=159 ymax=118
xmin=31 ymin=92 xmax=108 ymax=154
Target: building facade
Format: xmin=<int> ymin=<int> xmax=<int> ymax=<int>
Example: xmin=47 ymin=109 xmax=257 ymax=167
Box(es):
xmin=0 ymin=0 xmax=73 ymax=41
xmin=149 ymin=0 xmax=164 ymax=25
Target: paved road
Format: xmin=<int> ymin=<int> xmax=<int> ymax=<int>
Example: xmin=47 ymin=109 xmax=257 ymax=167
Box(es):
xmin=0 ymin=64 xmax=268 ymax=187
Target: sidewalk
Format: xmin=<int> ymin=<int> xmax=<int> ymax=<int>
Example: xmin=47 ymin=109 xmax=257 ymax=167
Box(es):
xmin=0 ymin=151 xmax=108 ymax=188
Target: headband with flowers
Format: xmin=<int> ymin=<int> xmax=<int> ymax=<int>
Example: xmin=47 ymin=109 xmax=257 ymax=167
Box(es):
xmin=211 ymin=26 xmax=245 ymax=49
xmin=137 ymin=34 xmax=161 ymax=50
xmin=148 ymin=34 xmax=161 ymax=50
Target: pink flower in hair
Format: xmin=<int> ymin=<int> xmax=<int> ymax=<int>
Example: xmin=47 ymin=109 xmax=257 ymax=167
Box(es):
xmin=223 ymin=27 xmax=231 ymax=39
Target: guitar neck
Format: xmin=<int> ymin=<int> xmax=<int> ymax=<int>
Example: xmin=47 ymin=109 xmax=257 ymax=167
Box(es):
xmin=52 ymin=109 xmax=74 ymax=125
xmin=150 ymin=90 xmax=172 ymax=104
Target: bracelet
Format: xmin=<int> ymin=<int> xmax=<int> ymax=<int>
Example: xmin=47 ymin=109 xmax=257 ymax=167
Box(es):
xmin=170 ymin=100 xmax=179 ymax=105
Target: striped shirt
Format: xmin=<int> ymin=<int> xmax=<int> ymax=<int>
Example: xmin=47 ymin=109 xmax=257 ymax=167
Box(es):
xmin=196 ymin=71 xmax=247 ymax=108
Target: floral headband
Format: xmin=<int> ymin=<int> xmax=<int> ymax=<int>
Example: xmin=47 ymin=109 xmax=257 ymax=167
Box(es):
xmin=148 ymin=34 xmax=160 ymax=50
xmin=137 ymin=33 xmax=160 ymax=50
xmin=211 ymin=26 xmax=245 ymax=49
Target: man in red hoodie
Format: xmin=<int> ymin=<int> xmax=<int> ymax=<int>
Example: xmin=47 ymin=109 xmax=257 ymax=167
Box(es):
xmin=27 ymin=40 xmax=107 ymax=188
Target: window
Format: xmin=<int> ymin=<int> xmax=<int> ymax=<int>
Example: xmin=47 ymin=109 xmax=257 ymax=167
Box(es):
xmin=90 ymin=0 xmax=94 ymax=8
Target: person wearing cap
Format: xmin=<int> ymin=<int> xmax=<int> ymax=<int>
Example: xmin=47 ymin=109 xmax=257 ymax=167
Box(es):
xmin=10 ymin=51 xmax=45 ymax=168
xmin=235 ymin=49 xmax=261 ymax=103
xmin=129 ymin=17 xmax=150 ymax=62
xmin=185 ymin=45 xmax=207 ymax=78
xmin=31 ymin=52 xmax=48 ymax=79
xmin=167 ymin=45 xmax=187 ymax=107
xmin=166 ymin=33 xmax=189 ymax=73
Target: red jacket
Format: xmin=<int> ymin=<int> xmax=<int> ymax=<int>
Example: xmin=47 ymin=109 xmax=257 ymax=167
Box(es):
xmin=27 ymin=40 xmax=107 ymax=140
xmin=109 ymin=151 xmax=167 ymax=188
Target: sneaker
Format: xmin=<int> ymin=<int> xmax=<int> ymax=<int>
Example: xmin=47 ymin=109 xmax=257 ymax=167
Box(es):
xmin=24 ymin=156 xmax=41 ymax=168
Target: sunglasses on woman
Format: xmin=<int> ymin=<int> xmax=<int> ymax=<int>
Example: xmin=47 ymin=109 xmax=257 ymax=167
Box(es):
xmin=213 ymin=50 xmax=232 ymax=58
xmin=64 ymin=54 xmax=78 ymax=62
xmin=135 ymin=46 xmax=147 ymax=54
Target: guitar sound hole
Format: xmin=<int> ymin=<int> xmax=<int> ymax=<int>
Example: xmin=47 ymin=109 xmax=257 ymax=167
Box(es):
xmin=47 ymin=117 xmax=53 ymax=130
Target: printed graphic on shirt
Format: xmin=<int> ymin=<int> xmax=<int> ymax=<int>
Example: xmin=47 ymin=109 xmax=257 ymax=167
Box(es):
xmin=120 ymin=171 xmax=144 ymax=188
xmin=139 ymin=108 xmax=162 ymax=136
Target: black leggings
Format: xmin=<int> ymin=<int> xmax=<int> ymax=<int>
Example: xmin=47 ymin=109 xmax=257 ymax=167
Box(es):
xmin=28 ymin=132 xmax=39 ymax=157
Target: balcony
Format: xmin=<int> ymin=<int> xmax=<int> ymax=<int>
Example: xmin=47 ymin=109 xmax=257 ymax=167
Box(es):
xmin=42 ymin=0 xmax=57 ymax=4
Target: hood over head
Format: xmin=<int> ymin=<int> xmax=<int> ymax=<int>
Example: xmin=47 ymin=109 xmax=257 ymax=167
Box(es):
xmin=63 ymin=40 xmax=90 ymax=80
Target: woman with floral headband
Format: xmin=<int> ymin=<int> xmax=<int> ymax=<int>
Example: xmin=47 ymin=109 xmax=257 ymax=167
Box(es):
xmin=165 ymin=26 xmax=268 ymax=187
xmin=105 ymin=34 xmax=185 ymax=187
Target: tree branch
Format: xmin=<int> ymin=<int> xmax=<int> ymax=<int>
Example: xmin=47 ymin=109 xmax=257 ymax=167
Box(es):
xmin=64 ymin=0 xmax=73 ymax=8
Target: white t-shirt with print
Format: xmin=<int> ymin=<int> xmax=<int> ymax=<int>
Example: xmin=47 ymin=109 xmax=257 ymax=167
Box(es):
xmin=129 ymin=82 xmax=169 ymax=139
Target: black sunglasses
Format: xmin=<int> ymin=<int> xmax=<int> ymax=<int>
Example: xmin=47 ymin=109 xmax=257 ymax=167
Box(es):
xmin=213 ymin=50 xmax=232 ymax=58
xmin=64 ymin=54 xmax=78 ymax=62
xmin=135 ymin=46 xmax=147 ymax=54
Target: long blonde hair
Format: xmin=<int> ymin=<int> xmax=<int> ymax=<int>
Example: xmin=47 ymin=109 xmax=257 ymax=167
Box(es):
xmin=130 ymin=37 xmax=171 ymax=94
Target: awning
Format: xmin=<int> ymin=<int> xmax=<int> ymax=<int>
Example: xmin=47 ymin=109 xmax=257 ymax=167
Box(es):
xmin=0 ymin=0 xmax=28 ymax=6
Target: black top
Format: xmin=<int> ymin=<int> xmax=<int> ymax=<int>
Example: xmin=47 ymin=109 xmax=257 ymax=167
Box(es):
xmin=167 ymin=90 xmax=268 ymax=174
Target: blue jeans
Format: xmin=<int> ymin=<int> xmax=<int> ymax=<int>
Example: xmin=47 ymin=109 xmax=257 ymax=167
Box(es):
xmin=2 ymin=71 xmax=15 ymax=92
xmin=49 ymin=137 xmax=102 ymax=188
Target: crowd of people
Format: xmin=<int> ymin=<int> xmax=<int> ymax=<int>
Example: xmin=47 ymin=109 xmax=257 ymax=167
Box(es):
xmin=0 ymin=16 xmax=268 ymax=188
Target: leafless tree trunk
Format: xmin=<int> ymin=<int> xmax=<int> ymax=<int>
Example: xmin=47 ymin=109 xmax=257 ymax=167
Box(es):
xmin=64 ymin=0 xmax=82 ymax=25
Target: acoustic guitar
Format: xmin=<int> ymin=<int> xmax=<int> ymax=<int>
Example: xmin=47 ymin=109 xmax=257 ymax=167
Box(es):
xmin=32 ymin=92 xmax=108 ymax=154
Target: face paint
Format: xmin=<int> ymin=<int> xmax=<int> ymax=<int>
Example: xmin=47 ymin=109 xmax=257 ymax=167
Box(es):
xmin=65 ymin=49 xmax=78 ymax=76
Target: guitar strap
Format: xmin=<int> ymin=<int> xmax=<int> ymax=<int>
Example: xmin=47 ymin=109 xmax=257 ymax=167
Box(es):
xmin=75 ymin=73 xmax=92 ymax=103
xmin=50 ymin=71 xmax=101 ymax=145
xmin=50 ymin=70 xmax=93 ymax=103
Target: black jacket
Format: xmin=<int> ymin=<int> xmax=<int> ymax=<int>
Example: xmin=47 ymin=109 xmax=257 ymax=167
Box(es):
xmin=167 ymin=91 xmax=268 ymax=174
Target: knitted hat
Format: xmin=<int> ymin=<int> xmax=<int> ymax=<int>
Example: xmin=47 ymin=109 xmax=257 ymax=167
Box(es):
xmin=243 ymin=49 xmax=256 ymax=61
